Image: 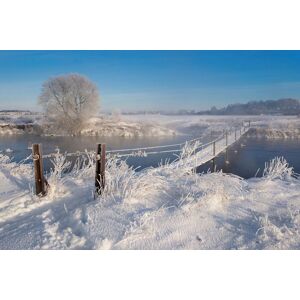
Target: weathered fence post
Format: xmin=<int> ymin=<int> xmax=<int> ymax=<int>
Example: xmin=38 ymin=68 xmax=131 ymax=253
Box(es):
xmin=32 ymin=144 xmax=47 ymax=196
xmin=248 ymin=120 xmax=251 ymax=127
xmin=235 ymin=129 xmax=237 ymax=141
xmin=95 ymin=143 xmax=106 ymax=196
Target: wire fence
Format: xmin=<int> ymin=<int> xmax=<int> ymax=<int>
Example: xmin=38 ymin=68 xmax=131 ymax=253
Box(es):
xmin=16 ymin=121 xmax=251 ymax=197
xmin=42 ymin=123 xmax=250 ymax=159
xmin=15 ymin=122 xmax=251 ymax=169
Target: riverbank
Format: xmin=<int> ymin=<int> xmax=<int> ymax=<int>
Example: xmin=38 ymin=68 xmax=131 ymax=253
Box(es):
xmin=2 ymin=112 xmax=300 ymax=138
xmin=0 ymin=112 xmax=177 ymax=137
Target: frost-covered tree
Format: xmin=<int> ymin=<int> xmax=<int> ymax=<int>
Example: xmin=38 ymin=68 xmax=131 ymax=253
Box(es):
xmin=38 ymin=74 xmax=100 ymax=135
xmin=111 ymin=109 xmax=122 ymax=122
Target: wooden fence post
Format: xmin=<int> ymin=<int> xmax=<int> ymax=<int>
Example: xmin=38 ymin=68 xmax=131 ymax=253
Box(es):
xmin=249 ymin=120 xmax=251 ymax=127
xmin=95 ymin=143 xmax=106 ymax=196
xmin=235 ymin=129 xmax=237 ymax=141
xmin=32 ymin=144 xmax=47 ymax=196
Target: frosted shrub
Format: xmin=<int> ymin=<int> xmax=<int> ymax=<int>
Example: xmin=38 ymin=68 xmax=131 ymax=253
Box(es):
xmin=50 ymin=149 xmax=71 ymax=179
xmin=47 ymin=149 xmax=71 ymax=197
xmin=255 ymin=209 xmax=300 ymax=249
xmin=263 ymin=157 xmax=294 ymax=180
xmin=101 ymin=155 xmax=137 ymax=202
xmin=0 ymin=154 xmax=11 ymax=164
xmin=101 ymin=155 xmax=166 ymax=205
xmin=179 ymin=140 xmax=201 ymax=160
xmin=70 ymin=150 xmax=95 ymax=179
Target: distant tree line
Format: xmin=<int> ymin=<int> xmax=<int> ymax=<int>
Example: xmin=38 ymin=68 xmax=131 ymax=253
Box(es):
xmin=197 ymin=98 xmax=300 ymax=116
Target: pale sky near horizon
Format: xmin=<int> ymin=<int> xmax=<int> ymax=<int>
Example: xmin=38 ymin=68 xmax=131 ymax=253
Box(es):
xmin=1 ymin=50 xmax=300 ymax=112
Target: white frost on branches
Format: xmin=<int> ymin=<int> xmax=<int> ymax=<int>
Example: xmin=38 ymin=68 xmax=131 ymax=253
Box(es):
xmin=38 ymin=73 xmax=100 ymax=135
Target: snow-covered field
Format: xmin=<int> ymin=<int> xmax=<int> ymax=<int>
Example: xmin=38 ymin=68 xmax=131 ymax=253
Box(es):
xmin=2 ymin=111 xmax=300 ymax=137
xmin=1 ymin=113 xmax=300 ymax=249
xmin=122 ymin=114 xmax=300 ymax=138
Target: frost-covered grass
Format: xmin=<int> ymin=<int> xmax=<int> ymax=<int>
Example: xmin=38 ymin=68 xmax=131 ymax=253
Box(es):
xmin=0 ymin=112 xmax=176 ymax=137
xmin=122 ymin=114 xmax=300 ymax=138
xmin=1 ymin=140 xmax=300 ymax=249
xmin=79 ymin=116 xmax=176 ymax=137
xmin=244 ymin=116 xmax=300 ymax=139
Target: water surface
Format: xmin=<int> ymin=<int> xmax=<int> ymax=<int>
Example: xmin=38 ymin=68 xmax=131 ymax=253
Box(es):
xmin=197 ymin=137 xmax=300 ymax=178
xmin=2 ymin=134 xmax=300 ymax=178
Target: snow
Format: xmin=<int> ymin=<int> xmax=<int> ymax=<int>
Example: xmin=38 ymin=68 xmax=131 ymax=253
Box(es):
xmin=1 ymin=114 xmax=300 ymax=249
xmin=245 ymin=115 xmax=300 ymax=138
xmin=1 ymin=141 xmax=300 ymax=249
xmin=0 ymin=112 xmax=176 ymax=137
xmin=79 ymin=116 xmax=176 ymax=137
xmin=2 ymin=111 xmax=300 ymax=138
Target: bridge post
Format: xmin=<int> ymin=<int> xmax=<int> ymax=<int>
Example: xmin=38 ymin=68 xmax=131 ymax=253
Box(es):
xmin=225 ymin=148 xmax=229 ymax=164
xmin=212 ymin=141 xmax=216 ymax=172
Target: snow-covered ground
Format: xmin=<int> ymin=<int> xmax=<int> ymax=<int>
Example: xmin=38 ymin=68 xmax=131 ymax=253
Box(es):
xmin=1 ymin=113 xmax=300 ymax=249
xmin=0 ymin=112 xmax=178 ymax=137
xmin=122 ymin=114 xmax=300 ymax=137
xmin=79 ymin=116 xmax=176 ymax=137
xmin=1 ymin=144 xmax=300 ymax=249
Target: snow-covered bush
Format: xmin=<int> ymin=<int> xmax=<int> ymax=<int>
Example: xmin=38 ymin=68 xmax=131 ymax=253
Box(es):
xmin=255 ymin=208 xmax=300 ymax=249
xmin=70 ymin=150 xmax=95 ymax=179
xmin=102 ymin=155 xmax=137 ymax=202
xmin=0 ymin=154 xmax=11 ymax=164
xmin=47 ymin=149 xmax=72 ymax=198
xmin=263 ymin=157 xmax=294 ymax=180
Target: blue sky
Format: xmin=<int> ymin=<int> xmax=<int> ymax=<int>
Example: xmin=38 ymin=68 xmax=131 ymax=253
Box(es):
xmin=1 ymin=50 xmax=300 ymax=112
